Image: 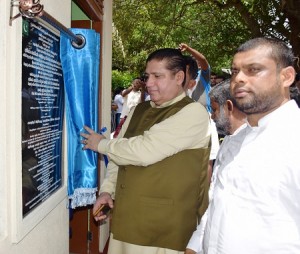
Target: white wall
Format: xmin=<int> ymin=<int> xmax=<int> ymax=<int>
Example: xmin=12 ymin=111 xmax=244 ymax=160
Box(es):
xmin=101 ymin=1 xmax=113 ymax=133
xmin=0 ymin=0 xmax=71 ymax=253
xmin=0 ymin=0 xmax=113 ymax=252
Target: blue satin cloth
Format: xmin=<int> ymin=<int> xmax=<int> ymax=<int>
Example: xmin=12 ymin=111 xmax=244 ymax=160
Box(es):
xmin=60 ymin=29 xmax=100 ymax=208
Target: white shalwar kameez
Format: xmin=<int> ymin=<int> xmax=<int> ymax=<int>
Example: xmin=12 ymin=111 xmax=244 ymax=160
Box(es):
xmin=187 ymin=100 xmax=300 ymax=254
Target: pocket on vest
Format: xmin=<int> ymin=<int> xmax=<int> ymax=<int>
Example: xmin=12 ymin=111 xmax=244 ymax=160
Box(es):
xmin=138 ymin=196 xmax=174 ymax=240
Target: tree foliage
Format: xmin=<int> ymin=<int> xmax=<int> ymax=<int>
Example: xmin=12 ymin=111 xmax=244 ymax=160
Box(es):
xmin=111 ymin=70 xmax=135 ymax=92
xmin=112 ymin=0 xmax=300 ymax=75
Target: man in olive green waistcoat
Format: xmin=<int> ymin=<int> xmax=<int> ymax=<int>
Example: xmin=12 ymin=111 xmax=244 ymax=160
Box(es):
xmin=81 ymin=48 xmax=211 ymax=254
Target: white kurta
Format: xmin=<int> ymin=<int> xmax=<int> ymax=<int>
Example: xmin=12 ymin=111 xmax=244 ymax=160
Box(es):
xmin=188 ymin=100 xmax=300 ymax=254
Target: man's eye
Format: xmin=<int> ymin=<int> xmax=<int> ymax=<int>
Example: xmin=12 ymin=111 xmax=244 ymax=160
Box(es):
xmin=249 ymin=67 xmax=260 ymax=73
xmin=231 ymin=69 xmax=239 ymax=75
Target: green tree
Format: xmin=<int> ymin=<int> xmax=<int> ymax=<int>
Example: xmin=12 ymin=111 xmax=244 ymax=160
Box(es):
xmin=210 ymin=0 xmax=300 ymax=71
xmin=111 ymin=70 xmax=135 ymax=92
xmin=113 ymin=0 xmax=300 ymax=74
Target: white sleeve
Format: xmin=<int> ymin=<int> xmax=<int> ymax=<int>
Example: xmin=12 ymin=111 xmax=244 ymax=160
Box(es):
xmin=186 ymin=209 xmax=208 ymax=253
xmin=209 ymin=118 xmax=219 ymax=160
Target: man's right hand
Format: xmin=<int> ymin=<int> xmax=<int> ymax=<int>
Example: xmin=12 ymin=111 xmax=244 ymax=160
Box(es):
xmin=93 ymin=192 xmax=114 ymax=222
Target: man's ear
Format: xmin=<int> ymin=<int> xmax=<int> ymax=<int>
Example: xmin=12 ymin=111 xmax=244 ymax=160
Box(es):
xmin=226 ymin=100 xmax=234 ymax=113
xmin=281 ymin=66 xmax=296 ymax=88
xmin=176 ymin=70 xmax=185 ymax=85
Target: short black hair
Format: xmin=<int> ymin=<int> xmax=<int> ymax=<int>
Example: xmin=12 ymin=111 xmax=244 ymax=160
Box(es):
xmin=235 ymin=37 xmax=295 ymax=69
xmin=146 ymin=48 xmax=186 ymax=86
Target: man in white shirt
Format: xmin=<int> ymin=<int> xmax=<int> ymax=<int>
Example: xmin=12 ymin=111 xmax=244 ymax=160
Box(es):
xmin=120 ymin=78 xmax=143 ymax=119
xmin=113 ymin=78 xmax=143 ymax=138
xmin=186 ymin=37 xmax=300 ymax=254
xmin=185 ymin=79 xmax=246 ymax=254
xmin=113 ymin=87 xmax=124 ymax=128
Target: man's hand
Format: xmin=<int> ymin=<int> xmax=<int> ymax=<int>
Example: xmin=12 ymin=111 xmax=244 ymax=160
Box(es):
xmin=184 ymin=248 xmax=197 ymax=254
xmin=179 ymin=43 xmax=189 ymax=52
xmin=80 ymin=125 xmax=105 ymax=152
xmin=93 ymin=192 xmax=114 ymax=222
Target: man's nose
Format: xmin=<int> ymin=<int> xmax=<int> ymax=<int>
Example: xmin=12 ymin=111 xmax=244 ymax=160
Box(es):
xmin=146 ymin=76 xmax=154 ymax=87
xmin=233 ymin=70 xmax=247 ymax=83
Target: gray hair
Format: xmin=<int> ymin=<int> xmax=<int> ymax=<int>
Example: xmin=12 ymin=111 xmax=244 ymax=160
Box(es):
xmin=209 ymin=79 xmax=234 ymax=106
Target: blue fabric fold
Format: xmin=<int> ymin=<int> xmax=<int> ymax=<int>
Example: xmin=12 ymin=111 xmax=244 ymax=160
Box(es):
xmin=60 ymin=29 xmax=100 ymax=208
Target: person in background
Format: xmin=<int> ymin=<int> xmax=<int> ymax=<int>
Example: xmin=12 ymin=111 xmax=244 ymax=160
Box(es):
xmin=111 ymin=101 xmax=118 ymax=132
xmin=113 ymin=87 xmax=124 ymax=128
xmin=215 ymin=75 xmax=225 ymax=85
xmin=186 ymin=79 xmax=247 ymax=254
xmin=81 ymin=48 xmax=211 ymax=254
xmin=210 ymin=72 xmax=218 ymax=87
xmin=121 ymin=78 xmax=142 ymax=116
xmin=183 ymin=54 xmax=219 ymax=181
xmin=209 ymin=79 xmax=246 ymax=136
xmin=179 ymin=43 xmax=211 ymax=112
xmin=113 ymin=78 xmax=143 ymax=138
xmin=186 ymin=37 xmax=300 ymax=254
xmin=140 ymin=77 xmax=150 ymax=102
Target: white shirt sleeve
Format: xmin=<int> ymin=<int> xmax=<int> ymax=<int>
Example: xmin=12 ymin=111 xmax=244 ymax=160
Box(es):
xmin=209 ymin=119 xmax=219 ymax=160
xmin=186 ymin=209 xmax=208 ymax=253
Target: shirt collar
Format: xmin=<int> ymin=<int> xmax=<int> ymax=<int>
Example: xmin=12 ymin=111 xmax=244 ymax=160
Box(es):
xmin=231 ymin=123 xmax=247 ymax=136
xmin=246 ymin=100 xmax=298 ymax=129
xmin=150 ymin=92 xmax=186 ymax=108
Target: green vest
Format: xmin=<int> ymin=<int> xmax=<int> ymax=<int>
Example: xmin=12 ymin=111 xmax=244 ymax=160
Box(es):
xmin=111 ymin=96 xmax=210 ymax=251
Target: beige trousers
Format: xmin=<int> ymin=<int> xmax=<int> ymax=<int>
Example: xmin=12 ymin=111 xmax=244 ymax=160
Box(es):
xmin=108 ymin=234 xmax=184 ymax=254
